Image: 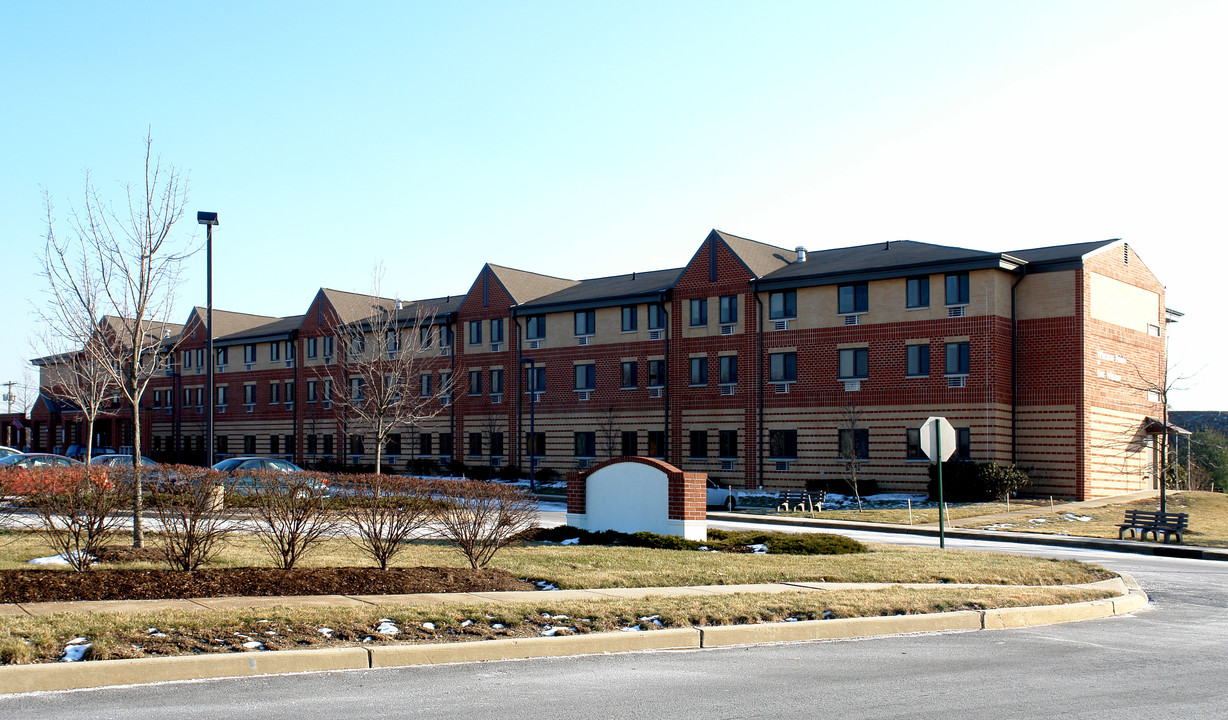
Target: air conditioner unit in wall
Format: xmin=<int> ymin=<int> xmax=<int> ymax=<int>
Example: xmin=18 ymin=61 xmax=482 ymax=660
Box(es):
xmin=948 ymin=376 xmax=967 ymax=388
xmin=648 ymin=330 xmax=663 ymax=341
xmin=577 ymin=336 xmax=589 ymax=346
xmin=844 ymin=315 xmax=859 ymax=326
xmin=720 ymin=385 xmax=735 ymax=396
xmin=720 ymin=325 xmax=734 ymax=335
xmin=948 ymin=306 xmax=966 ymax=318
xmin=720 ymin=460 xmax=735 ymax=471
xmin=528 ymin=340 xmax=541 ymax=350
xmin=648 ymin=387 xmax=662 ymax=398
xmin=490 ymin=343 xmax=502 ymax=352
xmin=774 ymin=383 xmax=791 ymax=394
xmin=773 ymin=320 xmax=789 ymax=331
xmin=576 ymin=391 xmax=590 ymax=401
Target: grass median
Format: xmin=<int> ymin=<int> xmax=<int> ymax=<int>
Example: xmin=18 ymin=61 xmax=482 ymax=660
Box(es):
xmin=0 ymin=585 xmax=1114 ymax=664
xmin=0 ymin=522 xmax=1120 ymax=665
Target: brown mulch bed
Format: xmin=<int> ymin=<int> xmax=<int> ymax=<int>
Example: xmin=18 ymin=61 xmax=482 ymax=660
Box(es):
xmin=0 ymin=566 xmax=536 ymax=604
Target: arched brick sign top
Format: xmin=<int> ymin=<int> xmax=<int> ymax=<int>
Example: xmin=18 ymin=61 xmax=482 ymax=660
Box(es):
xmin=566 ymin=457 xmax=706 ymax=540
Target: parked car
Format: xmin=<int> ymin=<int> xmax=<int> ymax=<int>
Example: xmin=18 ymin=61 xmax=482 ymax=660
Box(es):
xmin=211 ymin=457 xmax=325 ymax=495
xmin=706 ymin=479 xmax=737 ymax=510
xmin=90 ymin=454 xmax=185 ymax=492
xmin=64 ymin=445 xmax=117 ymax=462
xmin=0 ymin=453 xmax=83 ymax=469
xmin=0 ymin=446 xmax=22 ymax=459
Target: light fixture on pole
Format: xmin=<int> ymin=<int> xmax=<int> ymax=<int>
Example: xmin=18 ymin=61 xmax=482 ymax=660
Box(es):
xmin=197 ymin=211 xmax=218 ymax=467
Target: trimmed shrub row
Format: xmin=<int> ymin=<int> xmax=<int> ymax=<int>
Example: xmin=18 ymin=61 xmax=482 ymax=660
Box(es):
xmin=527 ymin=525 xmax=866 ymax=555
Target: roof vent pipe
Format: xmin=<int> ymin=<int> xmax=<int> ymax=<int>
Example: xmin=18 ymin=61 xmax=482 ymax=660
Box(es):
xmin=396 ymin=300 xmax=403 ymax=310
xmin=795 ymin=246 xmax=807 ymax=262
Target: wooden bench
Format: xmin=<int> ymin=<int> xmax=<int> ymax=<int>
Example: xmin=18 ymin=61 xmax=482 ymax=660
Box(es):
xmin=1117 ymin=509 xmax=1189 ymax=544
xmin=776 ymin=490 xmax=827 ymax=513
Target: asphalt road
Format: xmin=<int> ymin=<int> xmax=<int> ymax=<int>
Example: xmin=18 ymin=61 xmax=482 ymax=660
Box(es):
xmin=6 ymin=518 xmax=1226 ymax=719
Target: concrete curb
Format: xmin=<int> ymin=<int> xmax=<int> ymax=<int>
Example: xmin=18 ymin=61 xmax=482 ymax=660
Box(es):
xmin=708 ymin=511 xmax=1228 ymax=561
xmin=0 ymin=577 xmax=1148 ymax=696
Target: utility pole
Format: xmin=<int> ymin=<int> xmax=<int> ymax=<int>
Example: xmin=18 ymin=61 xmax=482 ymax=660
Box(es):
xmin=3 ymin=381 xmax=15 ymax=414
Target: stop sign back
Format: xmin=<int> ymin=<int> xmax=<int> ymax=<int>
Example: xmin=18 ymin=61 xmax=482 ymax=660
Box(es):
xmin=919 ymin=416 xmax=956 ymax=462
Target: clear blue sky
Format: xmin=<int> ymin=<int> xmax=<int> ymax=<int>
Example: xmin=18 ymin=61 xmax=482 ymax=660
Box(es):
xmin=2 ymin=1 xmax=1224 ymax=410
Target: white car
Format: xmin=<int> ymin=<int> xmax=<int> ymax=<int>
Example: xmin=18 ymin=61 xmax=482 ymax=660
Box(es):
xmin=0 ymin=446 xmax=22 ymax=459
xmin=706 ymin=479 xmax=737 ymax=510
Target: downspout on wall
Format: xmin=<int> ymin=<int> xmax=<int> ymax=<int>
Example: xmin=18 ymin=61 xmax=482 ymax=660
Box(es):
xmin=751 ymin=281 xmax=764 ymax=490
xmin=1010 ymin=267 xmax=1028 ymax=465
xmin=659 ymin=291 xmax=670 ymax=466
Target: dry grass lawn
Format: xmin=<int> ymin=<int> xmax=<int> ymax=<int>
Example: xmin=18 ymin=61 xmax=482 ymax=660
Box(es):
xmin=0 ymin=530 xmax=1111 ymax=588
xmin=961 ymin=491 xmax=1228 ymax=546
xmin=0 ymin=585 xmax=1112 ymax=664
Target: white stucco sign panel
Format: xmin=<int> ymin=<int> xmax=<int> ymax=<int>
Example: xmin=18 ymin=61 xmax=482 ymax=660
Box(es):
xmin=584 ymin=462 xmax=671 ymax=536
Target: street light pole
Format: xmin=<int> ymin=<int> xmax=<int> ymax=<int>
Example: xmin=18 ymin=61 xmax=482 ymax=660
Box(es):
xmin=197 ymin=212 xmax=218 ymax=468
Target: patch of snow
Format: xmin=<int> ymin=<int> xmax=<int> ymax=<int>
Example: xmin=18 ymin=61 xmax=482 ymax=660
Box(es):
xmin=638 ymin=615 xmax=664 ymax=627
xmin=461 ymin=620 xmax=473 ymax=627
xmin=540 ymin=627 xmax=562 ymax=636
xmin=551 ymin=615 xmax=568 ymax=620
xmin=785 ymin=617 xmax=799 ymax=622
xmin=1063 ymin=514 xmax=1092 ymax=522
xmin=29 ymin=554 xmax=75 ymax=565
xmin=491 ymin=623 xmax=505 ymax=629
xmin=420 ymin=622 xmax=435 ymax=631
xmin=376 ymin=621 xmax=402 ymax=635
xmin=242 ymin=641 xmax=264 ymax=650
xmin=318 ymin=628 xmax=334 ymax=638
xmin=620 ymin=626 xmax=645 ymax=632
xmin=822 ymin=610 xmax=835 ymax=619
xmin=747 ymin=543 xmax=768 ymax=554
xmin=61 ymin=639 xmax=91 ymax=662
xmin=535 ymin=580 xmax=559 ymax=591
xmin=146 ymin=628 xmax=167 ymax=637
xmin=1029 ymin=518 xmax=1048 ymax=524
xmin=560 ymin=538 xmax=580 ymax=545
xmin=263 ymin=631 xmax=277 ymax=636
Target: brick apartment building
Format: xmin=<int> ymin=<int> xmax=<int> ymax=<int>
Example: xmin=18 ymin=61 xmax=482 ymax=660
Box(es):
xmin=31 ymin=230 xmax=1170 ymax=500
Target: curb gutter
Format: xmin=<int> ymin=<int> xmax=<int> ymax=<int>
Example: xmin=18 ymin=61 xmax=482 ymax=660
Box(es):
xmin=0 ymin=577 xmax=1148 ymax=696
xmin=708 ymin=512 xmax=1228 ymax=562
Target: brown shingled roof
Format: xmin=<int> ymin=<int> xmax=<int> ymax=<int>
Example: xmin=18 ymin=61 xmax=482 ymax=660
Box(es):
xmin=714 ymin=230 xmax=796 ymax=278
xmin=318 ymin=288 xmax=398 ymax=325
xmin=486 ymin=264 xmax=580 ymax=305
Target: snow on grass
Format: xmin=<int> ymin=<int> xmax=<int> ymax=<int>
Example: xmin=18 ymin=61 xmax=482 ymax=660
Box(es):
xmin=375 ymin=619 xmax=402 ymax=634
xmin=420 ymin=622 xmax=435 ymax=631
xmin=747 ymin=543 xmax=768 ymax=554
xmin=560 ymin=538 xmax=580 ymax=545
xmin=29 ymin=553 xmax=93 ymax=565
xmin=61 ymin=638 xmax=90 ymax=662
xmin=318 ymin=628 xmax=334 ymax=638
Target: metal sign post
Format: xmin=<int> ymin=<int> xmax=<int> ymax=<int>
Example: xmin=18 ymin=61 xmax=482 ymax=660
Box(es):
xmin=919 ymin=416 xmax=956 ymax=549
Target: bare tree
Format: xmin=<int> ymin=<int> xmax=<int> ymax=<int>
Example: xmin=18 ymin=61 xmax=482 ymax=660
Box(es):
xmin=838 ymin=402 xmax=866 ymax=511
xmin=599 ymin=406 xmax=619 ymax=460
xmin=12 ymin=466 xmax=129 ymax=571
xmin=433 ymin=479 xmax=537 ymax=568
xmin=41 ymin=131 xmax=193 ymax=547
xmin=34 ymin=209 xmax=119 ymax=466
xmin=151 ymin=466 xmax=234 ymax=571
xmin=247 ymin=471 xmax=339 ymax=570
xmin=341 ymin=474 xmax=433 ymax=570
xmin=326 ymin=281 xmax=451 ymax=475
